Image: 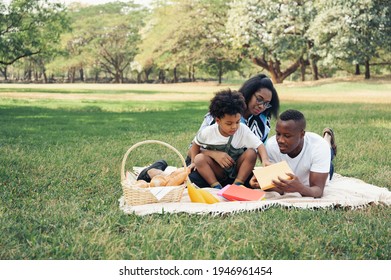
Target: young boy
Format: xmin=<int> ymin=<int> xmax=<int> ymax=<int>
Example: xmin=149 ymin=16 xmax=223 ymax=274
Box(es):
xmin=188 ymin=89 xmax=271 ymax=189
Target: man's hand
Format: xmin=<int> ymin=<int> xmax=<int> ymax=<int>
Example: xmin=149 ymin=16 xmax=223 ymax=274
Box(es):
xmin=249 ymin=175 xmax=284 ymax=194
xmin=249 ymin=175 xmax=260 ymax=189
xmin=272 ymin=173 xmax=304 ymax=193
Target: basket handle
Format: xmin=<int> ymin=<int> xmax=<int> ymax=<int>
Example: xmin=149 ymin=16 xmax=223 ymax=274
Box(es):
xmin=121 ymin=140 xmax=190 ymax=183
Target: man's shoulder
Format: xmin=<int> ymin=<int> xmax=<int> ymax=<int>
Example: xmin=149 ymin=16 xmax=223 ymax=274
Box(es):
xmin=304 ymin=132 xmax=330 ymax=153
xmin=265 ymin=135 xmax=278 ymax=149
xmin=305 ymin=132 xmax=327 ymax=144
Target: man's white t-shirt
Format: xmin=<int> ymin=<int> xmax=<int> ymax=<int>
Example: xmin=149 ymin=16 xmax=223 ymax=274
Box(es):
xmin=194 ymin=123 xmax=263 ymax=150
xmin=265 ymin=132 xmax=331 ymax=187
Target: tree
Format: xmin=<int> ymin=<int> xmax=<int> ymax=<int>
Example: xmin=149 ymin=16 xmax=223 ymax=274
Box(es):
xmin=0 ymin=0 xmax=69 ymax=74
xmin=227 ymin=0 xmax=317 ymax=83
xmin=50 ymin=1 xmax=147 ymax=83
xmin=93 ymin=2 xmax=147 ymax=83
xmin=137 ymin=0 xmax=199 ymax=83
xmin=194 ymin=0 xmax=242 ymax=84
xmin=138 ymin=0 xmax=240 ymax=83
xmin=308 ymin=0 xmax=391 ymax=79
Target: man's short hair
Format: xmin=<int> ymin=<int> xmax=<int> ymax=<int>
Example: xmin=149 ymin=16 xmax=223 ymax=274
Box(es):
xmin=279 ymin=109 xmax=306 ymax=130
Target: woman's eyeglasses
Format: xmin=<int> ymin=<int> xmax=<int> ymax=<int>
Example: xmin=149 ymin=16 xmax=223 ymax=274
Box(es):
xmin=254 ymin=96 xmax=272 ymax=109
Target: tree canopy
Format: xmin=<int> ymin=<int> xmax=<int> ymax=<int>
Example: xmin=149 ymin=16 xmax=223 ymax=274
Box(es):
xmin=1 ymin=0 xmax=390 ymax=83
xmin=0 ymin=0 xmax=69 ymax=66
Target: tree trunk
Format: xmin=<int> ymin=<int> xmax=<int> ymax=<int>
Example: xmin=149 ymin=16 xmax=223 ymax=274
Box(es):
xmin=0 ymin=66 xmax=7 ymax=80
xmin=364 ymin=60 xmax=370 ymax=79
xmin=252 ymin=57 xmax=301 ymax=84
xmin=25 ymin=69 xmax=32 ymax=81
xmin=191 ymin=65 xmax=195 ymax=82
xmin=144 ymin=68 xmax=152 ymax=82
xmin=43 ymin=70 xmax=48 ymax=83
xmin=218 ymin=61 xmax=222 ymax=84
xmin=355 ymin=64 xmax=361 ymax=75
xmin=173 ymin=67 xmax=178 ymax=83
xmin=159 ymin=69 xmax=165 ymax=83
xmin=137 ymin=73 xmax=141 ymax=83
xmin=80 ymin=68 xmax=84 ymax=82
xmin=311 ymin=58 xmax=319 ymax=80
xmin=300 ymin=58 xmax=306 ymax=82
xmin=69 ymin=68 xmax=76 ymax=83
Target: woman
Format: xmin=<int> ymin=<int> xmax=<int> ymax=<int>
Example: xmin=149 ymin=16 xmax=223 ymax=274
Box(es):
xmin=237 ymin=73 xmax=279 ymax=142
xmin=198 ymin=74 xmax=279 ymax=140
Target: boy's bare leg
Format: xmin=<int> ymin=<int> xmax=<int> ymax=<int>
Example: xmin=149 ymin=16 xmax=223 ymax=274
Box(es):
xmin=193 ymin=153 xmax=224 ymax=187
xmin=234 ymin=149 xmax=257 ymax=185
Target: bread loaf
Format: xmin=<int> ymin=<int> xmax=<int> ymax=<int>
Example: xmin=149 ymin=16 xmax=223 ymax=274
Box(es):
xmin=165 ymin=168 xmax=188 ymax=186
xmin=134 ymin=179 xmax=149 ymax=188
xmin=150 ymin=175 xmax=169 ymax=187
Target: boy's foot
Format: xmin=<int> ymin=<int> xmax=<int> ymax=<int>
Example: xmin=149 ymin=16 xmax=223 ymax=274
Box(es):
xmin=323 ymin=128 xmax=337 ymax=156
xmin=137 ymin=160 xmax=168 ymax=182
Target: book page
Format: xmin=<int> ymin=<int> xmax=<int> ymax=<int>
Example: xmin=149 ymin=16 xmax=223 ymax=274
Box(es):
xmin=253 ymin=161 xmax=294 ymax=190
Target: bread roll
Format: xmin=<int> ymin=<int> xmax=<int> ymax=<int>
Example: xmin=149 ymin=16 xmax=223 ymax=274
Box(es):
xmin=134 ymin=179 xmax=149 ymax=188
xmin=150 ymin=175 xmax=169 ymax=187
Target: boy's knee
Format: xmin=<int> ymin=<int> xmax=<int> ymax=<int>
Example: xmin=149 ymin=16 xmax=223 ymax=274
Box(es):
xmin=243 ymin=149 xmax=257 ymax=162
xmin=193 ymin=153 xmax=207 ymax=166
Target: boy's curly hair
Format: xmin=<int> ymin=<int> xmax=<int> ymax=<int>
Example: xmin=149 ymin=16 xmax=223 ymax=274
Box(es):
xmin=209 ymin=89 xmax=246 ymax=119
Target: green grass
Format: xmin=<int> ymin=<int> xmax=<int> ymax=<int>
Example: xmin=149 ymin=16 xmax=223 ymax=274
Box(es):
xmin=0 ymin=87 xmax=390 ymax=260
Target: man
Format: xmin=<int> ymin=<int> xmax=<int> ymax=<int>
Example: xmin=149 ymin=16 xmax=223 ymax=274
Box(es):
xmin=250 ymin=109 xmax=337 ymax=198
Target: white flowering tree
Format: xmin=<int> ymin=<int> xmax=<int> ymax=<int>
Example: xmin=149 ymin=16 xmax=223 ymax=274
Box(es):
xmin=307 ymin=0 xmax=391 ymax=79
xmin=227 ymin=0 xmax=317 ymax=83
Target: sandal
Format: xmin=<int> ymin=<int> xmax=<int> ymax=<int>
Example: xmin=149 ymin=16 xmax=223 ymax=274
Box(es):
xmin=136 ymin=160 xmax=168 ymax=182
xmin=323 ymin=128 xmax=337 ymax=156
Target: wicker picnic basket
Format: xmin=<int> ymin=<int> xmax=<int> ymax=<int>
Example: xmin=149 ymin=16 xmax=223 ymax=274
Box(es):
xmin=120 ymin=140 xmax=188 ymax=206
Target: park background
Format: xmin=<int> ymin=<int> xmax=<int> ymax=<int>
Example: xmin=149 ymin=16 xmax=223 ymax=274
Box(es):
xmin=1 ymin=0 xmax=390 ymax=260
xmin=1 ymin=0 xmax=390 ymax=84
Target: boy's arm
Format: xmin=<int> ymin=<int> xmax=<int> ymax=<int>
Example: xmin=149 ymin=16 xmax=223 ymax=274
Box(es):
xmin=200 ymin=149 xmax=234 ymax=168
xmin=188 ymin=142 xmax=201 ymax=170
xmin=257 ymin=144 xmax=272 ymax=166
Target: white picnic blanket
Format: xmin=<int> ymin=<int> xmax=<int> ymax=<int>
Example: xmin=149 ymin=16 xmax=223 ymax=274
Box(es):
xmin=119 ymin=169 xmax=391 ymax=216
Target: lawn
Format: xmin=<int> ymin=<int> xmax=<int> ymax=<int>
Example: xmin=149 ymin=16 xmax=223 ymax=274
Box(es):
xmin=0 ymin=80 xmax=390 ymax=260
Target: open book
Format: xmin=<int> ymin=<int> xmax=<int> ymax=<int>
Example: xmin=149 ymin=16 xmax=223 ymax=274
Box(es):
xmin=253 ymin=161 xmax=294 ymax=190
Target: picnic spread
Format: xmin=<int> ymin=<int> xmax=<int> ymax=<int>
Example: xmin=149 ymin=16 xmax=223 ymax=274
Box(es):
xmin=119 ymin=140 xmax=391 ymax=216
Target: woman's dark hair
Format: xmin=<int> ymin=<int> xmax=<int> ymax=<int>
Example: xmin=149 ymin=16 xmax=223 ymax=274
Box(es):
xmin=209 ymin=89 xmax=246 ymax=119
xmin=238 ymin=74 xmax=279 ymax=119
